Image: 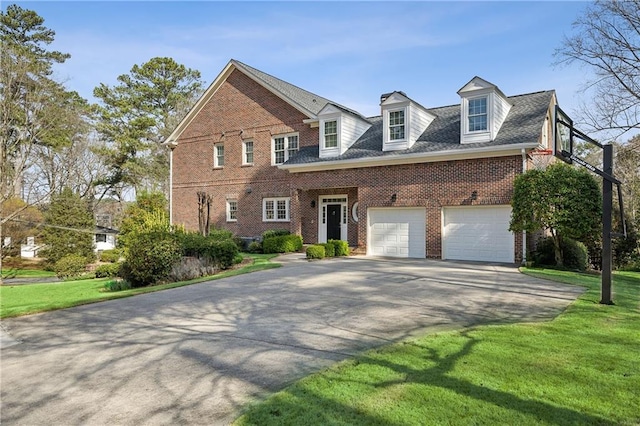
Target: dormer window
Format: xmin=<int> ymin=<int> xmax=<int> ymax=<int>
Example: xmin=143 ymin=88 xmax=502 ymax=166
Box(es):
xmin=468 ymin=97 xmax=487 ymax=132
xmin=389 ymin=110 xmax=405 ymax=140
xmin=324 ymin=120 xmax=338 ymax=148
xmin=458 ymin=77 xmax=512 ymax=144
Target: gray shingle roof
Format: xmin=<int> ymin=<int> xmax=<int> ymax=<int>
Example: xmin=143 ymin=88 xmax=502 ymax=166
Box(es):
xmin=232 ymin=60 xmax=366 ymax=119
xmin=285 ymin=90 xmax=554 ymax=165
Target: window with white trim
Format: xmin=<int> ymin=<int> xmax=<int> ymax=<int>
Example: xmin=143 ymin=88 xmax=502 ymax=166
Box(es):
xmin=272 ymin=133 xmax=298 ymax=165
xmin=389 ymin=109 xmax=405 ymax=140
xmin=324 ymin=120 xmax=338 ymax=148
xmin=263 ymin=197 xmax=290 ymax=222
xmin=214 ymin=143 xmax=224 ymax=167
xmin=226 ymin=199 xmax=237 ymax=222
xmin=468 ymin=97 xmax=487 ymax=132
xmin=242 ymin=140 xmax=253 ymax=165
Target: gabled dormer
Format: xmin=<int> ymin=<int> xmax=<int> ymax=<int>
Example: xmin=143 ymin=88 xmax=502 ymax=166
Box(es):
xmin=458 ymin=77 xmax=512 ymax=144
xmin=318 ymin=104 xmax=371 ymax=158
xmin=381 ymin=92 xmax=436 ymax=152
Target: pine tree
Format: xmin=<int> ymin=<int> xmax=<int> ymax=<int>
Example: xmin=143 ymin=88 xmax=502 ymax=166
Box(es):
xmin=41 ymin=188 xmax=95 ymax=263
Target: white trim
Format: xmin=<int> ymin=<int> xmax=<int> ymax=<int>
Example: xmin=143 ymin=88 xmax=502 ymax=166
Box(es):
xmin=317 ymin=195 xmax=348 ymax=243
xmin=214 ymin=143 xmax=225 ymax=168
xmin=263 ymin=197 xmax=290 ymax=222
xmin=242 ymin=140 xmax=254 ymax=166
xmin=271 ymin=133 xmax=299 ymax=165
xmin=226 ymin=199 xmax=238 ymax=222
xmin=280 ymin=143 xmax=540 ymax=173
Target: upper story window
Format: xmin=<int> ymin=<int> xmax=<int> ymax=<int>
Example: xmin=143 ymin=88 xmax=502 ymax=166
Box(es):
xmin=324 ymin=120 xmax=338 ymax=148
xmin=272 ymin=133 xmax=298 ymax=165
xmin=95 ymin=234 xmax=107 ymax=243
xmin=243 ymin=140 xmax=254 ymax=165
xmin=263 ymin=197 xmax=290 ymax=222
xmin=226 ymin=199 xmax=238 ymax=222
xmin=468 ymin=97 xmax=488 ymax=132
xmin=214 ymin=143 xmax=225 ymax=167
xmin=389 ymin=110 xmax=405 ymax=140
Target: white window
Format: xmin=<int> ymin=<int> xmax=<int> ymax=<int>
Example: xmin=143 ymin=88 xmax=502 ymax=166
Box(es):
xmin=263 ymin=197 xmax=290 ymax=222
xmin=468 ymin=97 xmax=487 ymax=132
xmin=272 ymin=133 xmax=299 ymax=165
xmin=214 ymin=143 xmax=225 ymax=167
xmin=324 ymin=120 xmax=338 ymax=148
xmin=226 ymin=199 xmax=238 ymax=222
xmin=389 ymin=110 xmax=405 ymax=140
xmin=242 ymin=140 xmax=254 ymax=165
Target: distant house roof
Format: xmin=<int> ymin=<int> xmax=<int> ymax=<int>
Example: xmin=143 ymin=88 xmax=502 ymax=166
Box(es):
xmin=283 ymin=90 xmax=554 ymax=166
xmin=95 ymin=226 xmax=118 ymax=235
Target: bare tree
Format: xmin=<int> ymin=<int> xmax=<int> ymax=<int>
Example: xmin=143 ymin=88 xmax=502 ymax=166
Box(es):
xmin=555 ymin=0 xmax=640 ymax=137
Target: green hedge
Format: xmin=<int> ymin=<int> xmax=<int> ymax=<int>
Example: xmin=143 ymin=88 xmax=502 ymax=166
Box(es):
xmin=306 ymin=245 xmax=325 ymax=259
xmin=121 ymin=231 xmax=182 ymax=287
xmin=95 ymin=263 xmax=121 ymax=278
xmin=53 ymin=254 xmax=87 ymax=279
xmin=263 ymin=234 xmax=303 ymax=254
xmin=99 ymin=249 xmax=121 ymax=263
xmin=175 ymin=231 xmax=239 ymax=268
xmin=323 ymin=242 xmax=336 ymax=257
xmin=328 ymin=239 xmax=349 ymax=256
xmin=262 ymin=229 xmax=290 ymax=240
xmin=534 ymin=236 xmax=589 ymax=271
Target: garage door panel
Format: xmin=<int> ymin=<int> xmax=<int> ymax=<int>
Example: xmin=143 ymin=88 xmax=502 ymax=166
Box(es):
xmin=443 ymin=206 xmax=514 ymax=263
xmin=368 ymin=208 xmax=426 ymax=258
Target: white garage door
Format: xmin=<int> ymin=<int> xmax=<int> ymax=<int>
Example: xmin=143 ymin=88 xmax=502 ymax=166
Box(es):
xmin=368 ymin=208 xmax=426 ymax=258
xmin=442 ymin=206 xmax=514 ymax=263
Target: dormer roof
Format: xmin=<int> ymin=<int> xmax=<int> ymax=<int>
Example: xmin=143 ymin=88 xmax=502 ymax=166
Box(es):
xmin=457 ymin=76 xmax=509 ymax=100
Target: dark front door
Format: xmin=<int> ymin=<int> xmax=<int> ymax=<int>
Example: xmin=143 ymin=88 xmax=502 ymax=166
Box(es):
xmin=327 ymin=204 xmax=342 ymax=240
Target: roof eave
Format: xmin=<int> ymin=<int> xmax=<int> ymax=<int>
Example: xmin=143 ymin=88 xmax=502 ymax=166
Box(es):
xmin=280 ymin=142 xmax=540 ymax=173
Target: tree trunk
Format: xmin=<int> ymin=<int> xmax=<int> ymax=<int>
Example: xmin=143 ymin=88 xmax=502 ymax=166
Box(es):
xmin=551 ymin=229 xmax=564 ymax=267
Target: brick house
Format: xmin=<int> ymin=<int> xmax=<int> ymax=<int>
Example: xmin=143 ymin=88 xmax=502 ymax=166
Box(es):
xmin=166 ymin=60 xmax=556 ymax=263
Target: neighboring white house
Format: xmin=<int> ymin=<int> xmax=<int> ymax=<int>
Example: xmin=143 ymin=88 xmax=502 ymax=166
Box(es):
xmin=20 ymin=236 xmax=45 ymax=258
xmin=94 ymin=226 xmax=118 ymax=252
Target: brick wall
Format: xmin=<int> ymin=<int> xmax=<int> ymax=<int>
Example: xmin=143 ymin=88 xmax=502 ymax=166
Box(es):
xmin=173 ymin=68 xmax=525 ymax=262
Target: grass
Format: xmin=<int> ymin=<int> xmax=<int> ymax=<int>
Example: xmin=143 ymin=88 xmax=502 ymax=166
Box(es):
xmin=0 ymin=253 xmax=279 ymax=319
xmin=1 ymin=268 xmax=56 ymax=279
xmin=235 ymin=269 xmax=640 ymax=426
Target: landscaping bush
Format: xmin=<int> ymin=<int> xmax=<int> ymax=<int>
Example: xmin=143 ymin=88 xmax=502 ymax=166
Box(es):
xmin=99 ymin=249 xmax=121 ymax=263
xmin=306 ymin=245 xmax=325 ymax=260
xmin=323 ymin=242 xmax=336 ymax=257
xmin=121 ymin=231 xmax=182 ymax=287
xmin=53 ymin=254 xmax=87 ymax=279
xmin=262 ymin=229 xmax=290 ymax=240
xmin=95 ymin=263 xmax=121 ymax=278
xmin=263 ymin=234 xmax=303 ymax=254
xmin=103 ymin=279 xmax=132 ymax=292
xmin=207 ymin=228 xmax=234 ymax=241
xmin=534 ymin=236 xmax=589 ymax=271
xmin=202 ymin=239 xmax=239 ymax=269
xmin=328 ymin=239 xmax=350 ymax=256
xmin=247 ymin=241 xmax=263 ymax=253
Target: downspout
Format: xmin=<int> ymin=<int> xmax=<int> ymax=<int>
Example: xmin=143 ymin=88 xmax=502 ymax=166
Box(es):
xmin=521 ymin=148 xmax=527 ymax=264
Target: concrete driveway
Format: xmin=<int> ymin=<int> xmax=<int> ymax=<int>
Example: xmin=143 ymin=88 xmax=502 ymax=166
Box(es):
xmin=0 ymin=255 xmax=584 ymax=425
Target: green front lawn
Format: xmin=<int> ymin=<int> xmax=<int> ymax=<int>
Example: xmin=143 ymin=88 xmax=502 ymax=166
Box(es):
xmin=1 ymin=268 xmax=56 ymax=279
xmin=235 ymin=269 xmax=640 ymax=425
xmin=0 ymin=254 xmax=279 ymax=318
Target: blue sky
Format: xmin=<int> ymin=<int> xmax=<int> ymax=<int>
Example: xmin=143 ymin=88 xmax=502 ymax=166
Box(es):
xmin=11 ymin=1 xmax=591 ymax=118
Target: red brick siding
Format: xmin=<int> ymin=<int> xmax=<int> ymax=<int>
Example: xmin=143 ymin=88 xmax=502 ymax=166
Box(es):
xmin=173 ymin=69 xmax=524 ymax=262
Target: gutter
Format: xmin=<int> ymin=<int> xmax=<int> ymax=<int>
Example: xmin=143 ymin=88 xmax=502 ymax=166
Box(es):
xmin=280 ymin=142 xmax=540 ymax=173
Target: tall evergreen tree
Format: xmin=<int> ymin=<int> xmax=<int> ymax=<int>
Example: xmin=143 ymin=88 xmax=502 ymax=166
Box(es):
xmin=41 ymin=187 xmax=95 ymax=264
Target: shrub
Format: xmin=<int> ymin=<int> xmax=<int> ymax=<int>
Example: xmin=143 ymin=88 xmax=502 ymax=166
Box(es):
xmin=306 ymin=245 xmax=325 ymax=260
xmin=323 ymin=242 xmax=336 ymax=257
xmin=247 ymin=241 xmax=263 ymax=253
xmin=263 ymin=234 xmax=303 ymax=254
xmin=328 ymin=239 xmax=350 ymax=256
xmin=103 ymin=279 xmax=132 ymax=292
xmin=533 ymin=236 xmax=589 ymax=271
xmin=53 ymin=254 xmax=87 ymax=279
xmin=202 ymin=239 xmax=239 ymax=269
xmin=95 ymin=263 xmax=121 ymax=278
xmin=121 ymin=231 xmax=182 ymax=287
xmin=207 ymin=228 xmax=234 ymax=241
xmin=262 ymin=229 xmax=290 ymax=240
xmin=99 ymin=249 xmax=121 ymax=263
